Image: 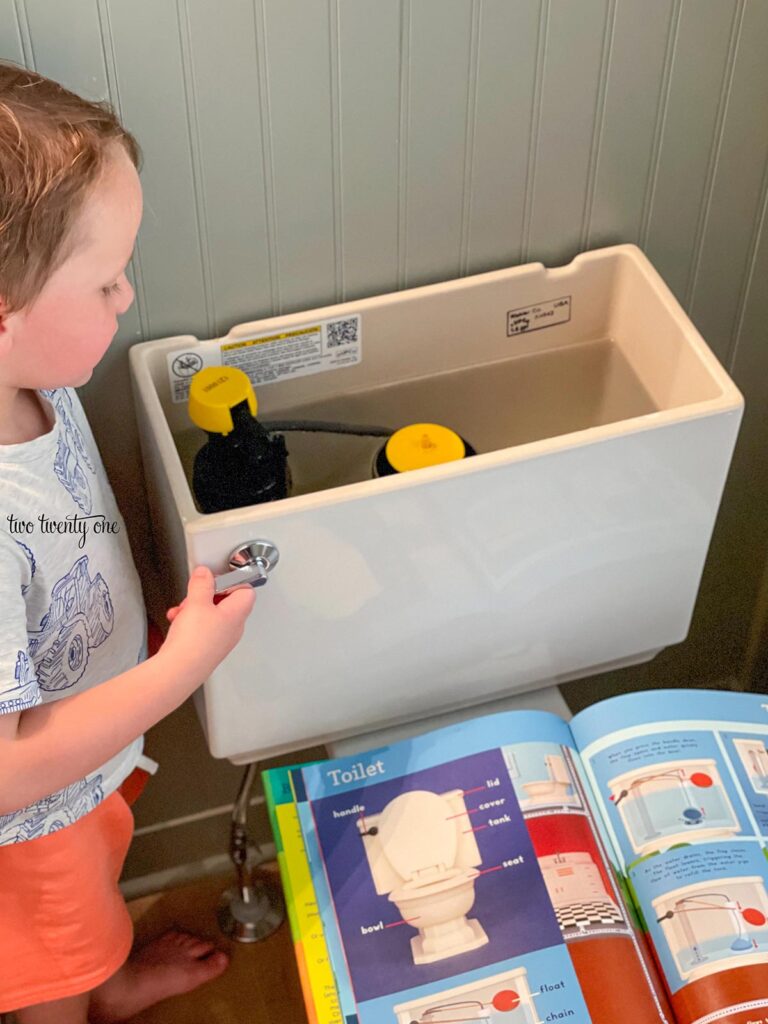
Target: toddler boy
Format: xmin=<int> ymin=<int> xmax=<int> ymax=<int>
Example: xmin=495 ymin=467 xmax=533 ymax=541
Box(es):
xmin=0 ymin=62 xmax=255 ymax=1023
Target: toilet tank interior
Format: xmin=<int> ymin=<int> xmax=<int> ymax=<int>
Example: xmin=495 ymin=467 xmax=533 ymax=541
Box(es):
xmin=130 ymin=246 xmax=743 ymax=761
xmin=138 ymin=246 xmax=725 ymax=513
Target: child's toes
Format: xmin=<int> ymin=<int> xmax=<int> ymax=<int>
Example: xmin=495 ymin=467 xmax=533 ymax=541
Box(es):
xmin=196 ymin=949 xmax=229 ymax=980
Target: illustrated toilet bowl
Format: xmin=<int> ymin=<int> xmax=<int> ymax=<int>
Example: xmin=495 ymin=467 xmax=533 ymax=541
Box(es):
xmin=358 ymin=789 xmax=488 ymax=965
xmin=390 ymin=866 xmax=487 ymax=963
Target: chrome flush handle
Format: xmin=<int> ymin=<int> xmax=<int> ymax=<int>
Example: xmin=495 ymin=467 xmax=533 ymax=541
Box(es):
xmin=213 ymin=540 xmax=280 ymax=595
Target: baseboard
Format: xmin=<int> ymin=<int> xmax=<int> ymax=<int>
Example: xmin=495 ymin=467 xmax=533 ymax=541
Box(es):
xmin=120 ymin=842 xmax=277 ymax=901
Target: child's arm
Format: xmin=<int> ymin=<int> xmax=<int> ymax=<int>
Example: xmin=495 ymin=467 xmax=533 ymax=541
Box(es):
xmin=0 ymin=567 xmax=255 ymax=814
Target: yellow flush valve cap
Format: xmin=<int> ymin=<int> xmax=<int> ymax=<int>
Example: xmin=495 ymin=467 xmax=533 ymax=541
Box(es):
xmin=383 ymin=423 xmax=467 ymax=474
xmin=188 ymin=366 xmax=258 ymax=435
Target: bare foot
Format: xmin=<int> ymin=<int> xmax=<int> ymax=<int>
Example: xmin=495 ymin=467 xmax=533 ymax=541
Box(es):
xmin=89 ymin=930 xmax=229 ymax=1022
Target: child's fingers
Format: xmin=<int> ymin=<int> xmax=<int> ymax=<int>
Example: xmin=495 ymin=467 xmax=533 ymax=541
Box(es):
xmin=215 ymin=584 xmax=256 ymax=620
xmin=185 ymin=565 xmax=215 ymax=602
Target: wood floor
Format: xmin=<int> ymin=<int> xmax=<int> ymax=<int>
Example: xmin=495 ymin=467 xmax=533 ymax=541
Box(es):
xmin=127 ymin=868 xmax=309 ymax=1024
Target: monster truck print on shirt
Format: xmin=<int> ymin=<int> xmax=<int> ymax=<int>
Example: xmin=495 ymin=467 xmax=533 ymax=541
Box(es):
xmin=0 ymin=775 xmax=103 ymax=842
xmin=0 ymin=651 xmax=40 ymax=713
xmin=28 ymin=556 xmax=114 ymax=691
xmin=42 ymin=388 xmax=95 ymax=513
xmin=14 ymin=539 xmax=35 ymax=596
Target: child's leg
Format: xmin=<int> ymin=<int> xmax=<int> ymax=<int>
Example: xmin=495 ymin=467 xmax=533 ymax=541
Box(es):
xmin=15 ymin=992 xmax=89 ymax=1024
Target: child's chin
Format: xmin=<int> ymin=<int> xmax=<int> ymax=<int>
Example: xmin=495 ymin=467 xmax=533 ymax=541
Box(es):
xmin=70 ymin=367 xmax=95 ymax=386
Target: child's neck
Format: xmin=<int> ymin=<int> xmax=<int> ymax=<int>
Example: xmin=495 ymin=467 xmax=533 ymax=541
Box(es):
xmin=0 ymin=385 xmax=54 ymax=445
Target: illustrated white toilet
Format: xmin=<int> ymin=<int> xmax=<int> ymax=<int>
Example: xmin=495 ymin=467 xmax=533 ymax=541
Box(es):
xmin=521 ymin=755 xmax=575 ymax=806
xmin=357 ymin=789 xmax=488 ymax=964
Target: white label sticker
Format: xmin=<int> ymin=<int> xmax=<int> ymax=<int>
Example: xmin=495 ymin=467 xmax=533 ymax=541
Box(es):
xmin=507 ymin=295 xmax=571 ymax=336
xmin=167 ymin=314 xmax=362 ymax=403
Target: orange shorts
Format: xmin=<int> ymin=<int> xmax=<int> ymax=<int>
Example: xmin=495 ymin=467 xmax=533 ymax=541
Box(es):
xmin=0 ymin=785 xmax=138 ymax=1013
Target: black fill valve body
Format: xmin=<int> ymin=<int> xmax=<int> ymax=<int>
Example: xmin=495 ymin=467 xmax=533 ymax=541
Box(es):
xmin=188 ymin=366 xmax=289 ymax=514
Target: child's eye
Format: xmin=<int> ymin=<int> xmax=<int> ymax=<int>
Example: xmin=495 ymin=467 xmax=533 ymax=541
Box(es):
xmin=101 ymin=281 xmax=122 ymax=297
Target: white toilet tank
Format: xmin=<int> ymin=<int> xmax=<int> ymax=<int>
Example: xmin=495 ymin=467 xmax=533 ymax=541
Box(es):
xmin=129 ymin=245 xmax=743 ymax=762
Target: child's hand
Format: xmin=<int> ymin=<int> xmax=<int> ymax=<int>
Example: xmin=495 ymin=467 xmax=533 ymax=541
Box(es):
xmin=161 ymin=566 xmax=256 ymax=680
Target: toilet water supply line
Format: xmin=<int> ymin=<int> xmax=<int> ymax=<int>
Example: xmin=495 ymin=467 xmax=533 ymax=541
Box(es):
xmin=656 ymin=893 xmax=755 ymax=963
xmin=230 ymin=761 xmax=259 ymax=903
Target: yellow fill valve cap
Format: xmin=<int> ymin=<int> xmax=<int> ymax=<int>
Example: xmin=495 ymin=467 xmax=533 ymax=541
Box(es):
xmin=188 ymin=366 xmax=258 ymax=435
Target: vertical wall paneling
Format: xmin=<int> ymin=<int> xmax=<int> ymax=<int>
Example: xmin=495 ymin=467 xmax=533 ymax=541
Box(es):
xmin=95 ymin=0 xmax=147 ymax=346
xmin=336 ymin=0 xmax=400 ymax=301
xmin=260 ymin=0 xmax=336 ymax=314
xmin=689 ymin=0 xmax=768 ymax=364
xmin=23 ymin=0 xmax=105 ymax=97
xmin=106 ymin=0 xmax=210 ymax=339
xmin=457 ymin=0 xmax=481 ymax=278
xmin=587 ymin=0 xmax=674 ymax=249
xmin=465 ymin=0 xmax=540 ymax=273
xmin=397 ymin=0 xmax=411 ymax=291
xmin=642 ymin=0 xmax=739 ymax=303
xmin=174 ymin=0 xmax=217 ymax=337
xmin=0 ymin=2 xmax=25 ymax=64
xmin=525 ymin=0 xmax=610 ymax=267
xmin=184 ymin=0 xmax=273 ymax=333
xmin=404 ymin=0 xmax=474 ymax=288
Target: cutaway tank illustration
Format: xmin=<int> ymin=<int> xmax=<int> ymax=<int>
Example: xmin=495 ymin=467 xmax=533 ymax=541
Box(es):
xmin=607 ymin=759 xmax=739 ymax=854
xmin=653 ymin=877 xmax=768 ymax=981
xmin=393 ymin=967 xmax=542 ymax=1024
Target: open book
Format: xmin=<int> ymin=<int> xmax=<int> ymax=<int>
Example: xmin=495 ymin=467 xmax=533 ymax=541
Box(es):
xmin=263 ymin=689 xmax=768 ymax=1024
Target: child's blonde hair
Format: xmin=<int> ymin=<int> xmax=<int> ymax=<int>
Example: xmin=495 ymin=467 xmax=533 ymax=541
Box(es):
xmin=0 ymin=61 xmax=141 ymax=313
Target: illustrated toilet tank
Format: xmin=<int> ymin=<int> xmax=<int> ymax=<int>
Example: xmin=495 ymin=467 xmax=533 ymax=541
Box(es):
xmin=129 ymin=245 xmax=743 ymax=762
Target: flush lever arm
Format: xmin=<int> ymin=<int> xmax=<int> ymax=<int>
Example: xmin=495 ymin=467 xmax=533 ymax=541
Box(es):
xmin=213 ymin=540 xmax=280 ymax=595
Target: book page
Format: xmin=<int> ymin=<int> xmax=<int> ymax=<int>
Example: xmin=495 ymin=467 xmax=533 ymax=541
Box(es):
xmin=294 ymin=710 xmax=670 ymax=1024
xmin=572 ymin=689 xmax=768 ymax=1024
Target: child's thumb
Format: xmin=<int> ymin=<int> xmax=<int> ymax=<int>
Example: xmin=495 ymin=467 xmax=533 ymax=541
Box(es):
xmin=187 ymin=565 xmax=214 ymax=599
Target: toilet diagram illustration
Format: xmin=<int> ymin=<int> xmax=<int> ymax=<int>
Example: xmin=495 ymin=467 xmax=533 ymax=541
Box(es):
xmin=358 ymin=789 xmax=488 ymax=965
xmin=503 ymin=745 xmax=581 ymax=812
xmin=733 ymin=738 xmax=768 ymax=795
xmin=392 ymin=967 xmax=542 ymax=1024
xmin=653 ymin=877 xmax=768 ymax=982
xmin=28 ymin=556 xmax=114 ymax=691
xmin=607 ymin=759 xmax=740 ymax=855
xmin=537 ymin=852 xmax=624 ymax=937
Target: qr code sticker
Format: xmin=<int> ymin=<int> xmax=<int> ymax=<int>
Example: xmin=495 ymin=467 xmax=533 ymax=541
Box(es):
xmin=326 ymin=316 xmax=359 ymax=348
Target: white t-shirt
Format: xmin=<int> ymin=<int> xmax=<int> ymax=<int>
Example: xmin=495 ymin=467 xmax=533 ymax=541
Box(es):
xmin=0 ymin=387 xmax=146 ymax=844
